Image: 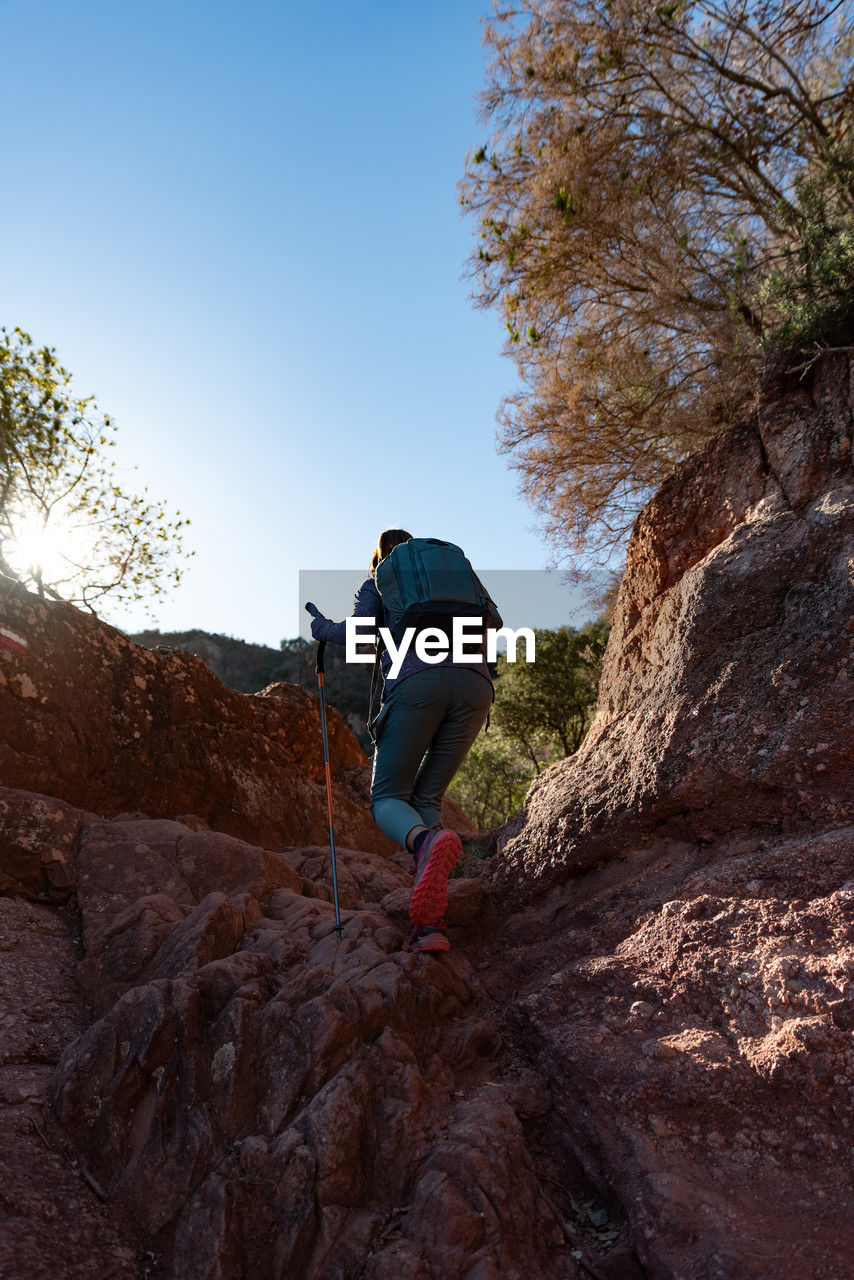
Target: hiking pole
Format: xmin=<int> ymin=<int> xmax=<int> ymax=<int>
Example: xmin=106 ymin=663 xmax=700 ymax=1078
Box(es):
xmin=305 ymin=602 xmax=343 ymax=942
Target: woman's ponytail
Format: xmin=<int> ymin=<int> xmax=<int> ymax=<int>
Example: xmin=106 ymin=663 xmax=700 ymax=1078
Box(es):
xmin=370 ymin=528 xmax=413 ymax=575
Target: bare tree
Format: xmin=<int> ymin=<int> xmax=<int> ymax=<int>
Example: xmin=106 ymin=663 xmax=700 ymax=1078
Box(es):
xmin=461 ymin=0 xmax=854 ymax=558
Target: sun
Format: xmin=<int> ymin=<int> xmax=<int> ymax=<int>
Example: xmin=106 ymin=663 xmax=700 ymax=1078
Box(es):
xmin=3 ymin=505 xmax=93 ymax=589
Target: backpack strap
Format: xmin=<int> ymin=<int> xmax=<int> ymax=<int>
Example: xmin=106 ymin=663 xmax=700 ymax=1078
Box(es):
xmin=484 ymin=678 xmax=495 ymax=733
xmin=367 ymin=630 xmax=386 ymax=743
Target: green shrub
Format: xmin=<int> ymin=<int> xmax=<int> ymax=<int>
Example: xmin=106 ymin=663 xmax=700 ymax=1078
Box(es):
xmin=761 ymin=140 xmax=854 ymax=352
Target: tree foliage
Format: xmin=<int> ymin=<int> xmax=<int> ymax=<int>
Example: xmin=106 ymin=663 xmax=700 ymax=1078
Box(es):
xmin=448 ymin=619 xmax=610 ymax=827
xmin=760 ymin=136 xmax=854 ymax=346
xmin=461 ymin=0 xmax=854 ymax=557
xmin=447 ymin=730 xmax=535 ymax=831
xmin=492 ymin=618 xmax=610 ymax=768
xmin=0 ymin=328 xmax=192 ymax=612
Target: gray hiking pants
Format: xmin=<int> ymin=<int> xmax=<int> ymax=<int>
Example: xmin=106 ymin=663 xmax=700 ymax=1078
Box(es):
xmin=369 ymin=666 xmax=493 ymax=848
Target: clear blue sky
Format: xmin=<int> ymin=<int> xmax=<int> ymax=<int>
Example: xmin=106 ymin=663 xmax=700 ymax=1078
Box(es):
xmin=1 ymin=0 xmax=569 ymax=646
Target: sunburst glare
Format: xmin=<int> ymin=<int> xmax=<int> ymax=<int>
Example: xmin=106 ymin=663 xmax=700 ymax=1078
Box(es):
xmin=3 ymin=504 xmax=94 ymax=589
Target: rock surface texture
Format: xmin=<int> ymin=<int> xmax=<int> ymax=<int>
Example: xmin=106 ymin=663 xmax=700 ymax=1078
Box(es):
xmin=1 ymin=786 xmax=574 ymax=1280
xmin=0 ymin=592 xmax=393 ymax=855
xmin=496 ymin=353 xmax=853 ymax=888
xmin=0 ymin=354 xmax=852 ymax=1279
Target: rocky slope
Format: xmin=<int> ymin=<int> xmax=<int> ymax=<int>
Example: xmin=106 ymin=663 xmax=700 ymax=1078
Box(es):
xmin=0 ymin=353 xmax=852 ymax=1279
xmin=0 ymin=589 xmax=390 ymax=855
xmin=1 ymin=784 xmax=567 ymax=1280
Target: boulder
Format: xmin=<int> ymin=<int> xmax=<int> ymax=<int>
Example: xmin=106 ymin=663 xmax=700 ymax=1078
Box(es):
xmin=0 ymin=587 xmax=395 ymax=854
xmin=494 ymin=824 xmax=854 ymax=1280
xmin=497 ymin=352 xmax=854 ymax=891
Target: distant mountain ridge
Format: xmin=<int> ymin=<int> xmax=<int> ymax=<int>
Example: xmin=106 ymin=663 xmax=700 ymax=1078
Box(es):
xmin=128 ymin=628 xmax=304 ymax=694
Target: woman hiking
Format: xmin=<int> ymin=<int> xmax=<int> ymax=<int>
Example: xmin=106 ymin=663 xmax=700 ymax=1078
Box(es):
xmin=308 ymin=528 xmax=497 ymax=954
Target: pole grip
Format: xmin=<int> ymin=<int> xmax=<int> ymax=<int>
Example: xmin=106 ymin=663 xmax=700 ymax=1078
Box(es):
xmin=305 ymin=602 xmax=325 ymax=674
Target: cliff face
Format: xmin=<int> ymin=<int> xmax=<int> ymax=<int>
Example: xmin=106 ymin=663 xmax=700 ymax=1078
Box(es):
xmin=128 ymin=628 xmax=303 ymax=696
xmin=497 ymin=351 xmax=853 ymax=887
xmin=0 ymin=356 xmax=852 ymax=1280
xmin=475 ymin=352 xmax=854 ymax=1279
xmin=128 ymin=627 xmax=376 ymax=750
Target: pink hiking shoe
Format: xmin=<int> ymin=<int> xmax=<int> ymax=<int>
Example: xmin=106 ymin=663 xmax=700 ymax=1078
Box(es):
xmin=409 ymin=826 xmax=461 ymax=926
xmin=408 ymin=919 xmax=450 ymax=954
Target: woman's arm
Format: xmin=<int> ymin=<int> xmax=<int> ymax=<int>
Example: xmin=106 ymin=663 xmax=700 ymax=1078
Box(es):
xmin=310 ymin=576 xmax=382 ymax=646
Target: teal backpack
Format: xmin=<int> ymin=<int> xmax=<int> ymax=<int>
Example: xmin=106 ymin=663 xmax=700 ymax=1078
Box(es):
xmin=374 ymin=537 xmax=502 ymax=642
xmin=368 ymin=538 xmax=502 ymax=739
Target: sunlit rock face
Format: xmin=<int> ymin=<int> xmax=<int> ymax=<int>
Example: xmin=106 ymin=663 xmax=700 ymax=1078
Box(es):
xmin=497 ymin=351 xmax=854 ymax=890
xmin=0 ymin=589 xmax=394 ymax=855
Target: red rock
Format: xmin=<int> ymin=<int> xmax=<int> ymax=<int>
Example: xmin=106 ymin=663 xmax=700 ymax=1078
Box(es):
xmin=496 ymin=825 xmax=854 ymax=1280
xmin=0 ymin=786 xmax=573 ymax=1278
xmin=0 ymin=785 xmax=95 ymax=901
xmin=496 ymin=352 xmax=854 ymax=891
xmin=0 ymin=587 xmax=395 ymax=854
xmin=0 ymin=894 xmax=158 ymax=1279
xmin=47 ymin=822 xmax=577 ymax=1278
xmin=3 ymin=355 xmax=852 ymax=1280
